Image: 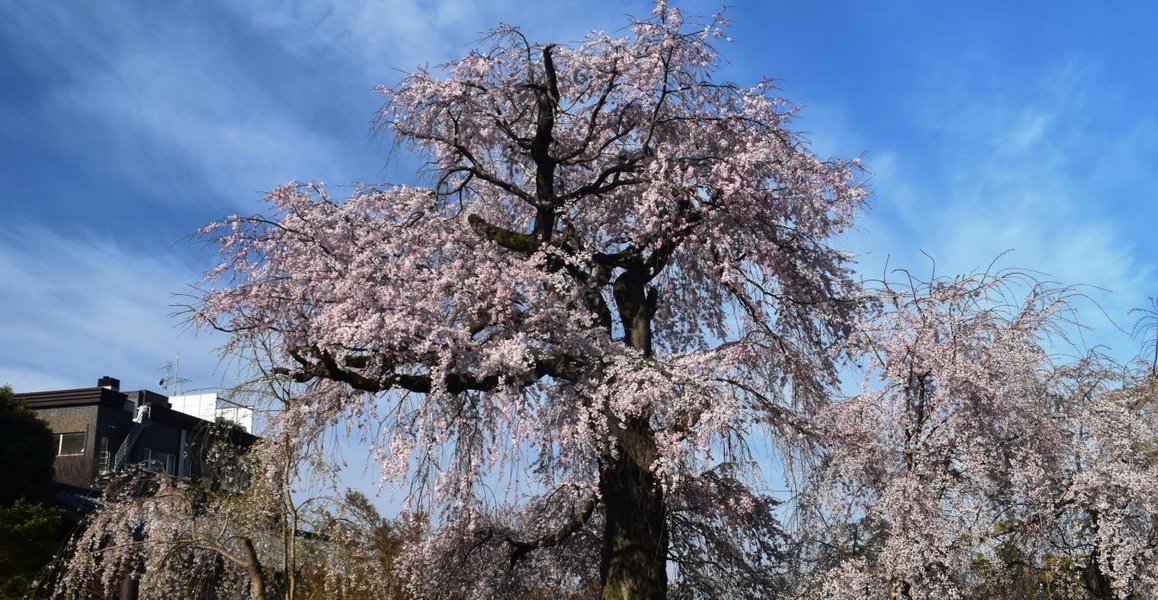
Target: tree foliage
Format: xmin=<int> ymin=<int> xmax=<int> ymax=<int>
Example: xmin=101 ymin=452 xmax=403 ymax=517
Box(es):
xmin=795 ymin=270 xmax=1158 ymax=599
xmin=0 ymin=385 xmax=64 ymax=596
xmin=0 ymin=385 xmax=56 ymax=506
xmin=0 ymin=499 xmax=64 ymax=597
xmin=51 ymin=415 xmax=414 ymax=600
xmin=194 ymin=3 xmax=864 ymax=598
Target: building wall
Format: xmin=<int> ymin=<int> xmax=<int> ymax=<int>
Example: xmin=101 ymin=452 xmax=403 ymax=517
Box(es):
xmin=96 ymin=403 xmax=135 ymax=476
xmin=35 ymin=405 xmax=101 ymax=488
xmin=133 ymin=419 xmax=187 ymax=476
xmin=170 ymin=392 xmax=255 ymax=434
xmin=169 ymin=393 xmax=217 ymax=423
xmin=20 ymin=383 xmax=258 ymax=492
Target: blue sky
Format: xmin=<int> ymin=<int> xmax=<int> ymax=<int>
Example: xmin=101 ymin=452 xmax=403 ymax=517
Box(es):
xmin=3 ymin=1 xmax=1155 ymax=399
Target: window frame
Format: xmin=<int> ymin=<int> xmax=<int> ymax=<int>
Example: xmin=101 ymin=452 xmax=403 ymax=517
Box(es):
xmin=56 ymin=431 xmax=86 ymax=456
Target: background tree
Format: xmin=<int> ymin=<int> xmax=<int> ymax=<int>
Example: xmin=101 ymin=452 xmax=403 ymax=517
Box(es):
xmin=54 ymin=425 xmax=276 ymax=600
xmin=0 ymin=385 xmax=64 ymax=596
xmin=309 ymin=490 xmax=424 ymax=599
xmin=1130 ymin=296 xmax=1158 ymax=377
xmin=52 ymin=376 xmax=414 ymax=600
xmin=795 ymin=269 xmax=1158 ymax=599
xmin=0 ymin=385 xmax=56 ymax=506
xmin=194 ymin=3 xmax=865 ymax=598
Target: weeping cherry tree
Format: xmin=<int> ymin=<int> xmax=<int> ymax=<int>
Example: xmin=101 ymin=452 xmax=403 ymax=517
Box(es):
xmin=195 ymin=4 xmax=865 ymax=598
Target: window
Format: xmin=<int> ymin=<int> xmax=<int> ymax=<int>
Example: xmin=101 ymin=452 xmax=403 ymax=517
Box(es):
xmin=143 ymin=449 xmax=176 ymax=475
xmin=57 ymin=432 xmax=86 ymax=456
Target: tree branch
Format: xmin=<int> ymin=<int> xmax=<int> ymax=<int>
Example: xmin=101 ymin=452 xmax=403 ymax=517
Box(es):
xmin=275 ymin=348 xmax=585 ymax=396
xmin=506 ymin=494 xmax=598 ymax=567
xmin=531 ymin=44 xmax=560 ymax=240
xmin=467 ymin=214 xmax=540 ymax=255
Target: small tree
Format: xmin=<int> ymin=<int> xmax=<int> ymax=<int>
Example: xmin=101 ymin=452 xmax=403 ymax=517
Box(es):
xmin=52 ymin=372 xmax=417 ymax=600
xmin=0 ymin=385 xmax=64 ymax=596
xmin=194 ymin=3 xmax=865 ymax=598
xmin=54 ymin=425 xmax=277 ymax=600
xmin=308 ymin=490 xmax=423 ymax=599
xmin=0 ymin=385 xmax=56 ymax=506
xmin=1130 ymin=296 xmax=1158 ymax=376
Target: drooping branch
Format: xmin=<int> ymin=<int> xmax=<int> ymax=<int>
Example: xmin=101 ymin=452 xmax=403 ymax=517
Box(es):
xmin=507 ymin=494 xmax=598 ymax=567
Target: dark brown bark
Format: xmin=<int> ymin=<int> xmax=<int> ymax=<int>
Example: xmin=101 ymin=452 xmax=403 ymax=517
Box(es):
xmin=601 ymin=263 xmax=668 ymax=599
xmin=1083 ymin=511 xmax=1115 ymax=599
xmin=118 ymin=574 xmax=140 ymax=600
xmin=531 ymin=44 xmax=559 ymax=242
xmin=600 ymin=425 xmax=668 ymax=600
xmin=508 ymin=494 xmax=598 ymax=567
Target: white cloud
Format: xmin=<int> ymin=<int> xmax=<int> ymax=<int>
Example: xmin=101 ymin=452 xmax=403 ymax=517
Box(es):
xmin=0 ymin=225 xmax=227 ymax=394
xmin=224 ymin=0 xmax=654 ymax=75
xmin=1 ymin=1 xmax=388 ymax=218
xmin=859 ymin=61 xmax=1155 ymax=358
xmin=51 ymin=35 xmax=362 ymax=208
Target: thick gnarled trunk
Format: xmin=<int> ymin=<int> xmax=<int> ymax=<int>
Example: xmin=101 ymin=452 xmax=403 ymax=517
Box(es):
xmin=599 ymin=434 xmax=668 ymax=600
xmin=599 ymin=264 xmax=668 ymax=599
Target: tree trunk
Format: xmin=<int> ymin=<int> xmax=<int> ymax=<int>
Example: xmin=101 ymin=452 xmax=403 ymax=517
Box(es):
xmin=118 ymin=573 xmax=139 ymax=600
xmin=599 ymin=427 xmax=668 ymax=600
xmin=1083 ymin=511 xmax=1115 ymax=599
xmin=241 ymin=537 xmax=267 ymax=600
xmin=601 ymin=260 xmax=667 ymax=598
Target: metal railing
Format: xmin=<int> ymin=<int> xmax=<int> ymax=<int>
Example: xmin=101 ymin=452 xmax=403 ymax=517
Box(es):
xmin=112 ymin=405 xmax=151 ymax=472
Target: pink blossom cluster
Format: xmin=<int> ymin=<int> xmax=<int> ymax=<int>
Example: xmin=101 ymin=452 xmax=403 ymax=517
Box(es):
xmin=797 ymin=271 xmax=1158 ymax=598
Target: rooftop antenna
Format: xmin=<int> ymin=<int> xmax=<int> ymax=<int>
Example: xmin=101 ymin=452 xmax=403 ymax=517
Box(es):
xmin=159 ymin=352 xmax=189 ymax=396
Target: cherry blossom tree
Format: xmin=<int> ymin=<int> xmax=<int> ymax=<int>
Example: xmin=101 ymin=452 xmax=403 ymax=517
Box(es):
xmin=194 ymin=3 xmax=865 ymax=598
xmin=56 ymin=470 xmax=275 ymax=600
xmin=795 ymin=269 xmax=1158 ymax=599
xmin=51 ymin=415 xmax=409 ymax=600
xmin=51 ymin=419 xmax=286 ymax=600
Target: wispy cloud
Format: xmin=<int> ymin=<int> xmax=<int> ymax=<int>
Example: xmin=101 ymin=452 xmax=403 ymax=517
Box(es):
xmin=52 ymin=49 xmax=360 ymax=205
xmin=3 ymin=2 xmax=383 ymax=216
xmin=855 ymin=60 xmax=1156 ymax=356
xmin=0 ymin=224 xmax=226 ymax=393
xmin=223 ymin=0 xmax=655 ymax=74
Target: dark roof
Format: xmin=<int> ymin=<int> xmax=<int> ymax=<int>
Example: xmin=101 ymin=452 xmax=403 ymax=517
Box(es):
xmin=15 ymin=386 xmax=127 ymax=409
